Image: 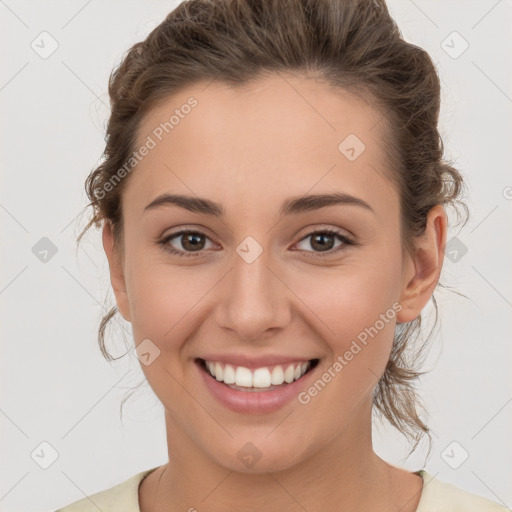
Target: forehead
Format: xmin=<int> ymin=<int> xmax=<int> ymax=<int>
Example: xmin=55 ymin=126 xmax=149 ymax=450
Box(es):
xmin=124 ymin=73 xmax=397 ymax=220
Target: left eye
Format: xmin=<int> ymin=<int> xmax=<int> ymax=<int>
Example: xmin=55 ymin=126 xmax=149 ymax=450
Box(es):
xmin=159 ymin=228 xmax=354 ymax=258
xmin=294 ymin=229 xmax=353 ymax=255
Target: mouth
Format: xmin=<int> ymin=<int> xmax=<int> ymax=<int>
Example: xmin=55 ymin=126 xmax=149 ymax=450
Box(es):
xmin=195 ymin=357 xmax=320 ymax=392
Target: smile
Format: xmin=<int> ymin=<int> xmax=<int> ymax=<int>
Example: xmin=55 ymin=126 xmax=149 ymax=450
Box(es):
xmin=196 ymin=356 xmax=319 ymax=395
xmin=201 ymin=358 xmax=317 ymax=390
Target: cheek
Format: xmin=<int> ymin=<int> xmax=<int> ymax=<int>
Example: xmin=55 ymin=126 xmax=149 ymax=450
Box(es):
xmin=124 ymin=240 xmax=210 ymax=339
xmin=293 ymin=260 xmax=400 ymax=341
xmin=295 ymin=270 xmax=399 ymax=420
xmin=125 ymin=260 xmax=211 ymax=409
xmin=287 ymin=253 xmax=402 ymax=385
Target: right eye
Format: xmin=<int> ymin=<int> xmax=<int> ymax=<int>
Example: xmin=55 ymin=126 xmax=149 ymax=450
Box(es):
xmin=159 ymin=229 xmax=217 ymax=258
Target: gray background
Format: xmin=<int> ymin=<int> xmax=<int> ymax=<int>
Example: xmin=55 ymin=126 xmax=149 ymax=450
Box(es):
xmin=1 ymin=1 xmax=511 ymax=511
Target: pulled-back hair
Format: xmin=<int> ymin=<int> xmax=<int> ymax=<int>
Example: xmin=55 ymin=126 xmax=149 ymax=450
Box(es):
xmin=77 ymin=0 xmax=467 ymax=454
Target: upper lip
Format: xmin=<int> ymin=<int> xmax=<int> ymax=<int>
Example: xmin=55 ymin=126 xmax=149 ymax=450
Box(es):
xmin=197 ymin=353 xmax=319 ymax=370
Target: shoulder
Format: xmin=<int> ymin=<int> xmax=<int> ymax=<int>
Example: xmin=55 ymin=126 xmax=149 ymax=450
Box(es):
xmin=54 ymin=467 xmax=159 ymax=512
xmin=416 ymin=470 xmax=510 ymax=512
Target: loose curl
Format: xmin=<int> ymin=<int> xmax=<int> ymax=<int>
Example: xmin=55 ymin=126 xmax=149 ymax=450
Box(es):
xmin=76 ymin=0 xmax=468 ymax=455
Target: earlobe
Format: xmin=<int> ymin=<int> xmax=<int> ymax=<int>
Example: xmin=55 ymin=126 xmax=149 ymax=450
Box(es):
xmin=396 ymin=205 xmax=447 ymax=323
xmin=102 ymin=220 xmax=132 ymax=322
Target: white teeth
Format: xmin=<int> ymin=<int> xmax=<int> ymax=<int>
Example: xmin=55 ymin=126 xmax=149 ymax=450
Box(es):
xmin=214 ymin=362 xmax=223 ymax=381
xmin=223 ymin=364 xmax=236 ymax=384
xmin=271 ymin=365 xmax=285 ymax=385
xmin=235 ymin=366 xmax=253 ymax=387
xmin=284 ymin=364 xmax=295 ymax=383
xmin=253 ymin=368 xmax=272 ymax=388
xmin=204 ymin=359 xmax=312 ymax=388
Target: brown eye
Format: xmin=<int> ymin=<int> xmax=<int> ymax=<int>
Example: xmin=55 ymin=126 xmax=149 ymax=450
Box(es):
xmin=294 ymin=229 xmax=354 ymax=258
xmin=160 ymin=229 xmax=215 ymax=257
xmin=180 ymin=232 xmax=206 ymax=251
xmin=310 ymin=232 xmax=336 ymax=252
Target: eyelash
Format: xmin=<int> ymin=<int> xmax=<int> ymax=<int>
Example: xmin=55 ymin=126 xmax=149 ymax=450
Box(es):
xmin=158 ymin=227 xmax=355 ymax=259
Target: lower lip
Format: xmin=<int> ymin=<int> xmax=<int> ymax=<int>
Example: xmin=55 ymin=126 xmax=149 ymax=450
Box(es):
xmin=196 ymin=359 xmax=318 ymax=414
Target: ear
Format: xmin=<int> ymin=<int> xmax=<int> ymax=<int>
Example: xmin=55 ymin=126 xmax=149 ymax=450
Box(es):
xmin=102 ymin=220 xmax=132 ymax=322
xmin=396 ymin=205 xmax=447 ymax=323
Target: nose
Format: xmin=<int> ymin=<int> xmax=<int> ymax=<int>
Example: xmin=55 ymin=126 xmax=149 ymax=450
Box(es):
xmin=214 ymin=244 xmax=291 ymax=341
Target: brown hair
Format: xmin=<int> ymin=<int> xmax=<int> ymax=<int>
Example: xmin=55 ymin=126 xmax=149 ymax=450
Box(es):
xmin=77 ymin=0 xmax=468 ymax=454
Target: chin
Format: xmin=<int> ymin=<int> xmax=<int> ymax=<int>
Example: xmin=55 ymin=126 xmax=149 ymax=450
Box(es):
xmin=203 ymin=433 xmax=315 ymax=475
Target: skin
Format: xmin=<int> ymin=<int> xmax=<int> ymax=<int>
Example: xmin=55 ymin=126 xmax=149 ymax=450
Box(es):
xmin=102 ymin=72 xmax=447 ymax=512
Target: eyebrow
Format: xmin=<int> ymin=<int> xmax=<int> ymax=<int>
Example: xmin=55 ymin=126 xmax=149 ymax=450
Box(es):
xmin=143 ymin=192 xmax=375 ymax=217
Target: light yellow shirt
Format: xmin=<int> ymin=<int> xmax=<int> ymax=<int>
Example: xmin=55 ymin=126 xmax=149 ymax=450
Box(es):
xmin=55 ymin=467 xmax=510 ymax=511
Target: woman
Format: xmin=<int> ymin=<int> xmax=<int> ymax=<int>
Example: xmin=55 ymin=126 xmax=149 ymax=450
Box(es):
xmin=56 ymin=0 xmax=508 ymax=510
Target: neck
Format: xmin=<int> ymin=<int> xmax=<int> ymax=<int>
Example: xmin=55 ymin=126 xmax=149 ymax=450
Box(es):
xmin=144 ymin=400 xmax=421 ymax=512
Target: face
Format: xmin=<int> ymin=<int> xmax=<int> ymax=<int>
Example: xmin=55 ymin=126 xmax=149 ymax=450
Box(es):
xmin=103 ymin=73 xmax=442 ymax=473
